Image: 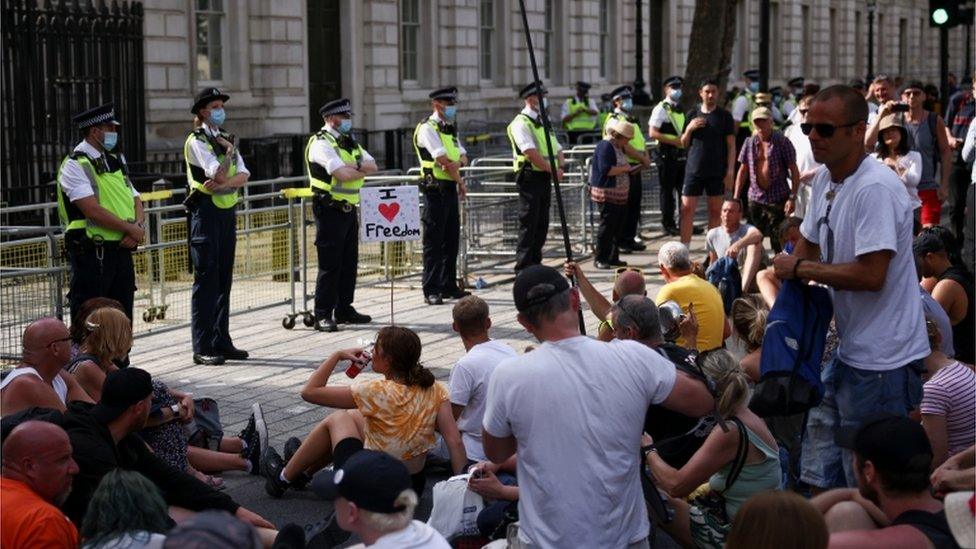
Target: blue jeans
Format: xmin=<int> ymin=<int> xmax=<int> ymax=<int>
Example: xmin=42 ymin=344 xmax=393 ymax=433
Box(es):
xmin=800 ymin=357 xmax=924 ymax=488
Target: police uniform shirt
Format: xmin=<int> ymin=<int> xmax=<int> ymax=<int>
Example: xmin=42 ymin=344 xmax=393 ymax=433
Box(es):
xmin=308 ymin=125 xmax=375 ymax=176
xmin=510 ymin=107 xmax=563 ymax=154
xmin=559 ymin=95 xmax=598 ymax=121
xmin=648 ymin=97 xmax=682 ymax=132
xmin=60 ymin=140 xmax=140 ymax=202
xmin=731 ymin=94 xmax=751 ymax=123
xmin=415 ymin=111 xmax=467 ymax=159
xmin=186 ymin=124 xmax=250 ymax=179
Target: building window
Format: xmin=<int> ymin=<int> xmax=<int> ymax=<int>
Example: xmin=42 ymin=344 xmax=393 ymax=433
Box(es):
xmin=195 ymin=0 xmax=224 ymax=82
xmin=480 ymin=0 xmax=494 ymax=80
xmin=898 ymin=18 xmax=908 ymax=75
xmin=401 ymin=0 xmax=420 ymax=81
xmin=801 ymin=5 xmax=811 ymax=77
xmin=543 ymin=0 xmax=554 ymax=79
xmin=599 ymin=0 xmax=609 ymax=78
xmin=829 ymin=8 xmax=838 ymax=78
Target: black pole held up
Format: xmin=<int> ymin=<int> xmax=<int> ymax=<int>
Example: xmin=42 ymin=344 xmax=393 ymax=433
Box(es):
xmin=515 ymin=0 xmax=586 ymax=335
xmin=759 ymin=0 xmax=770 ymax=92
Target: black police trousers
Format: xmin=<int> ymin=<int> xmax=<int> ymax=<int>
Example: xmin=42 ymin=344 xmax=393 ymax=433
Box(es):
xmin=515 ymin=169 xmax=552 ymax=272
xmin=657 ymin=154 xmax=685 ymax=230
xmin=189 ymin=199 xmax=236 ymax=355
xmin=313 ymin=195 xmax=358 ymax=321
xmin=66 ymin=236 xmax=135 ymax=322
xmin=617 ymin=169 xmax=643 ymax=245
xmin=421 ymin=180 xmax=461 ymax=297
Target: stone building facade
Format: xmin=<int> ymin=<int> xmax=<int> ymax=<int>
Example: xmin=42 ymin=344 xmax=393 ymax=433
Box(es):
xmin=141 ymin=0 xmax=973 ymax=154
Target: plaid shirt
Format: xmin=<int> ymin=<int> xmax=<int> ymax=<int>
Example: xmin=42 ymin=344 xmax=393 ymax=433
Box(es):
xmin=739 ymin=131 xmax=795 ymax=204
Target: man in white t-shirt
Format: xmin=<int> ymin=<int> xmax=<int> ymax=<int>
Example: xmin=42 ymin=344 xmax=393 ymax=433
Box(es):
xmin=449 ymin=296 xmax=517 ymax=463
xmin=773 ymin=86 xmax=929 ymax=487
xmin=783 ymin=94 xmax=823 ymax=218
xmin=482 ymin=265 xmax=714 ymax=548
xmin=706 ymin=199 xmax=764 ymax=292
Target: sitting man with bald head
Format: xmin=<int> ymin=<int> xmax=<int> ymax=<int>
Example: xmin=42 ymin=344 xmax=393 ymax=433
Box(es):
xmin=1 ymin=421 xmax=80 ymax=548
xmin=564 ymin=261 xmax=646 ymax=341
xmin=0 ymin=317 xmax=92 ymax=416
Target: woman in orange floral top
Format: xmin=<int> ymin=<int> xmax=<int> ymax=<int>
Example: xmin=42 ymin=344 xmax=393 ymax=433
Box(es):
xmin=262 ymin=326 xmax=466 ymax=498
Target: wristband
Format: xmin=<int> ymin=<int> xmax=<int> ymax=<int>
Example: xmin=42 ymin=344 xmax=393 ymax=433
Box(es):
xmin=641 ymin=444 xmax=657 ymax=460
xmin=793 ymin=258 xmax=804 ymax=279
xmin=170 ymin=404 xmax=180 ymax=416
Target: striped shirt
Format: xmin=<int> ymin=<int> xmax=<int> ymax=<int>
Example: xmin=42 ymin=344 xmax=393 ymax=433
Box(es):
xmin=920 ymin=361 xmax=976 ymax=457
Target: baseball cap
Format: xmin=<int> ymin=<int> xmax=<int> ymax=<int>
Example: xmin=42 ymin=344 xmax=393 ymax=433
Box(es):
xmin=835 ymin=414 xmax=933 ymax=473
xmin=91 ymin=368 xmax=154 ymax=424
xmin=512 ymin=265 xmax=570 ymax=313
xmin=751 ymin=107 xmax=773 ymax=122
xmin=163 ymin=510 xmax=261 ymax=549
xmin=310 ymin=449 xmax=412 ymax=513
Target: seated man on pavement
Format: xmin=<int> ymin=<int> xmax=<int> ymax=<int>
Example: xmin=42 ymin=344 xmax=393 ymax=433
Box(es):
xmin=565 ymin=261 xmax=645 ymax=341
xmin=59 ymin=368 xmax=274 ymax=534
xmin=1 ymin=421 xmax=80 ymax=549
xmin=655 ymin=242 xmax=731 ymax=351
xmin=755 ymin=216 xmax=803 ymax=306
xmin=0 ymin=317 xmax=93 ymax=416
xmin=915 ymin=230 xmax=974 ymax=365
xmin=311 ymin=448 xmax=450 ymax=549
xmin=706 ymin=199 xmax=765 ymax=292
xmin=812 ymin=415 xmax=958 ymax=549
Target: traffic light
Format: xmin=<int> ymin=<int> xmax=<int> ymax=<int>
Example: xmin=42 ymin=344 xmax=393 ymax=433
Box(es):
xmin=928 ymin=0 xmax=962 ymax=28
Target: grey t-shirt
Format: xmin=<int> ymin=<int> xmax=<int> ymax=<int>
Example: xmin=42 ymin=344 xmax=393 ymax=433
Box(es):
xmin=706 ymin=222 xmax=758 ymax=266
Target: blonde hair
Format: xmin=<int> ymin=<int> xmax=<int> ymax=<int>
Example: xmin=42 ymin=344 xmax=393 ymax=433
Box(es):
xmin=358 ymin=489 xmax=418 ymax=534
xmin=82 ymin=307 xmax=132 ymax=365
xmin=730 ymin=295 xmax=769 ymax=352
xmin=698 ymin=349 xmax=750 ymax=418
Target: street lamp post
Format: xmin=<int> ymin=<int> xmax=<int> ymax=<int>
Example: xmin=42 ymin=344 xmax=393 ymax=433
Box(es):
xmin=633 ymin=0 xmax=651 ymax=105
xmin=867 ymin=0 xmax=877 ymax=79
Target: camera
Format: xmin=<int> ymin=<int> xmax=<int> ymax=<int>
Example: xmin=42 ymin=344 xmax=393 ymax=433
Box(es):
xmin=890 ymin=103 xmax=910 ymax=113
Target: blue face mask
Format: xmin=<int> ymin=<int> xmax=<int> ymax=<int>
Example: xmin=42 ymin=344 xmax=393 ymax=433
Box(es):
xmin=669 ymin=89 xmax=682 ymax=102
xmin=102 ymin=131 xmax=118 ymax=151
xmin=209 ymin=108 xmax=226 ymax=126
xmin=443 ymin=105 xmax=457 ymax=120
xmin=749 ymin=81 xmax=760 ymax=93
xmin=338 ymin=119 xmax=353 ymax=134
xmin=621 ymin=98 xmax=634 ymax=111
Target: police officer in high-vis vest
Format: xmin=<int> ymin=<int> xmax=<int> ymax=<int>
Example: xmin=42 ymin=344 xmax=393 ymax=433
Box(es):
xmin=413 ymin=86 xmax=472 ymax=306
xmin=306 ymin=98 xmax=376 ymax=332
xmin=732 ymin=69 xmax=760 ymax=152
xmin=603 ymin=85 xmax=651 ymax=253
xmin=560 ymin=81 xmax=599 ymax=145
xmin=649 ymin=76 xmax=687 ymax=236
xmin=507 ymin=82 xmax=565 ymax=272
xmin=184 ymin=88 xmax=250 ymax=365
xmin=58 ymin=103 xmax=144 ymax=321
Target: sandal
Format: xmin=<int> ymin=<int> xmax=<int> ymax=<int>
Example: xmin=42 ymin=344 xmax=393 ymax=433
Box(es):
xmin=194 ymin=472 xmax=225 ymax=490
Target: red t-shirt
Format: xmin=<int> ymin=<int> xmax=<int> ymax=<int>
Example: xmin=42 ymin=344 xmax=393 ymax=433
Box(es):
xmin=0 ymin=477 xmax=79 ymax=549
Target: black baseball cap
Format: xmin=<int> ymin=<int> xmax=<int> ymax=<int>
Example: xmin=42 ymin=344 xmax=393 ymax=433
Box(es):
xmin=310 ymin=449 xmax=412 ymax=513
xmin=512 ymin=265 xmax=570 ymax=313
xmin=91 ymin=368 xmax=154 ymax=424
xmin=835 ymin=414 xmax=933 ymax=473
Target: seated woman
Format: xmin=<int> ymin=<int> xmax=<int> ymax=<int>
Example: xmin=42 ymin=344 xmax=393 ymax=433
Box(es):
xmin=67 ymin=307 xmax=264 ymax=488
xmin=262 ymin=325 xmax=466 ymax=498
xmin=68 ymin=296 xmax=127 ymax=362
xmin=643 ymin=349 xmax=780 ymax=549
xmin=920 ymin=318 xmax=976 ymax=469
xmin=80 ymin=470 xmax=170 ymax=549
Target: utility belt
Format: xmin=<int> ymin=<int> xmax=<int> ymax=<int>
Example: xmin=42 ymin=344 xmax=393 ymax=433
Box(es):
xmin=420 ymin=172 xmax=455 ymax=194
xmin=655 ymin=146 xmax=687 ymax=163
xmin=64 ymin=230 xmax=123 ymax=256
xmin=312 ymin=189 xmax=356 ymax=213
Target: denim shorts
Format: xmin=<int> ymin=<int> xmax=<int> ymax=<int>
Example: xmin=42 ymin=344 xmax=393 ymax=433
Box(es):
xmin=800 ymin=357 xmax=924 ymax=488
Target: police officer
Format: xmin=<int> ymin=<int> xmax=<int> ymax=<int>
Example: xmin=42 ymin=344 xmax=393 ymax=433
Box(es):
xmin=732 ymin=69 xmax=760 ymax=151
xmin=560 ymin=81 xmax=599 ymax=145
xmin=413 ymin=86 xmax=471 ymax=306
xmin=57 ymin=103 xmax=144 ymax=321
xmin=306 ymin=98 xmax=376 ymax=332
xmin=781 ymin=76 xmax=805 ymax=118
xmin=649 ymin=76 xmax=686 ymax=236
xmin=507 ymin=82 xmax=565 ymax=272
xmin=603 ymin=85 xmax=651 ymax=253
xmin=184 ymin=88 xmax=250 ymax=365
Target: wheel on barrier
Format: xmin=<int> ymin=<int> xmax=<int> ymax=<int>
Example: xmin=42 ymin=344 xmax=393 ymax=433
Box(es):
xmin=158 ymin=305 xmax=168 ymax=320
xmin=302 ymin=313 xmax=315 ymax=327
xmin=282 ymin=316 xmax=296 ymax=330
xmin=143 ymin=310 xmax=152 ymax=323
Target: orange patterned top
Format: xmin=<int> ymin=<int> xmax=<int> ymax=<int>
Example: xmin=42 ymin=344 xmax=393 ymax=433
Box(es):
xmin=350 ymin=378 xmax=449 ymax=460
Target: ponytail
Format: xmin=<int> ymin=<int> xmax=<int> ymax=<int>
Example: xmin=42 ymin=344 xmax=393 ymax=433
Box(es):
xmin=375 ymin=326 xmax=434 ymax=387
xmin=698 ymin=350 xmax=751 ymax=418
xmin=405 ymin=362 xmax=435 ymax=388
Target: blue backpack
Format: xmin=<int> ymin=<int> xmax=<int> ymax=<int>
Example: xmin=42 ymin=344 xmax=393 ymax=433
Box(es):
xmin=706 ymin=256 xmax=742 ymax=315
xmin=749 ymin=280 xmax=833 ymax=417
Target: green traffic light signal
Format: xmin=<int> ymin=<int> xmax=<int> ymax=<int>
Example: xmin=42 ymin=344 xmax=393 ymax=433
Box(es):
xmin=932 ymin=7 xmax=949 ymax=24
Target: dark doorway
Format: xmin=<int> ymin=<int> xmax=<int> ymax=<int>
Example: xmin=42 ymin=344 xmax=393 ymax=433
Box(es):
xmin=307 ymin=0 xmax=341 ymax=131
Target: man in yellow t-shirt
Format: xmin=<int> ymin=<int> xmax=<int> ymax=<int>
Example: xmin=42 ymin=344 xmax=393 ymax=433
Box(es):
xmin=654 ymin=242 xmax=729 ymax=351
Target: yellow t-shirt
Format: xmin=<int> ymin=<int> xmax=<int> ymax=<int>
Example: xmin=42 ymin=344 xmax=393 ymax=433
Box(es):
xmin=350 ymin=378 xmax=449 ymax=460
xmin=654 ymin=274 xmax=726 ymax=351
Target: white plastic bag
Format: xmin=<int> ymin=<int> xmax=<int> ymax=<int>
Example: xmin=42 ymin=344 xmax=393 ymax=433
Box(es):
xmin=426 ymin=473 xmax=485 ymax=539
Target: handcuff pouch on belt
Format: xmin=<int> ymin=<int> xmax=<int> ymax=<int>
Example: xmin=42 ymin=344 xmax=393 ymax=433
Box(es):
xmin=420 ymin=170 xmax=451 ymax=194
xmin=313 ymin=191 xmax=354 ymax=213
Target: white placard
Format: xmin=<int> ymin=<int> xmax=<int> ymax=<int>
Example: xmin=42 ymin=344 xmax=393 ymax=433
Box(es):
xmin=359 ymin=185 xmax=422 ymax=242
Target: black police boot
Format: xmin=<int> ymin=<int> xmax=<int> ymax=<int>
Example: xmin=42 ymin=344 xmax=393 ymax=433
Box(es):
xmin=336 ymin=308 xmax=372 ymax=324
xmin=193 ymin=353 xmax=226 ymax=365
xmin=425 ymin=294 xmax=444 ymax=305
xmin=217 ymin=346 xmax=249 ymax=360
xmin=314 ymin=318 xmax=338 ymax=332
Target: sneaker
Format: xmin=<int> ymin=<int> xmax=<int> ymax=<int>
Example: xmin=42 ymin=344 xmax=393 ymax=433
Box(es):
xmin=252 ymin=403 xmax=268 ymax=459
xmin=262 ymin=446 xmax=289 ymax=498
xmin=283 ymin=436 xmax=302 ymax=463
xmin=238 ymin=414 xmax=261 ymax=475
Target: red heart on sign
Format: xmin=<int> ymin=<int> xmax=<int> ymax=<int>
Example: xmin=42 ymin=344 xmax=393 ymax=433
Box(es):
xmin=378 ymin=202 xmax=400 ymax=222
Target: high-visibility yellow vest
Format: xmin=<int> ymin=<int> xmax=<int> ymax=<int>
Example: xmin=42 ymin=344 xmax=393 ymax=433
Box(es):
xmin=183 ymin=128 xmax=240 ymax=209
xmin=563 ymin=97 xmax=597 ymax=131
xmin=305 ymin=130 xmax=366 ymax=205
xmin=412 ymin=117 xmax=461 ymax=181
xmin=604 ymin=112 xmax=647 ymax=165
xmin=57 ymin=152 xmax=136 ymax=241
xmin=506 ymin=113 xmax=558 ymax=172
xmin=736 ymin=92 xmax=756 ymax=133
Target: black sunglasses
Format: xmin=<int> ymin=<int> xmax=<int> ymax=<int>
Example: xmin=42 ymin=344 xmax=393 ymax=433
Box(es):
xmin=47 ymin=336 xmax=72 ymax=348
xmin=800 ymin=121 xmax=860 ymax=138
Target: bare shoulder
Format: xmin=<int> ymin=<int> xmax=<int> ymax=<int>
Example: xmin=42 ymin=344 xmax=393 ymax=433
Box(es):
xmin=829 ymin=525 xmax=934 ymax=549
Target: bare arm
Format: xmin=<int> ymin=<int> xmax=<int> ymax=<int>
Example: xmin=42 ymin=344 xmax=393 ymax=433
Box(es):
xmin=659 ymin=372 xmax=714 ymax=418
xmin=645 ymin=424 xmax=738 ymax=497
xmin=829 ymin=526 xmax=933 ymax=549
xmin=522 ymin=148 xmax=551 ymax=173
xmin=59 ymin=371 xmax=95 ymax=405
xmin=299 ymin=350 xmax=360 ymax=409
xmin=650 ymin=126 xmax=683 ymax=148
xmin=725 ymin=134 xmax=736 ymax=188
xmin=921 ymin=413 xmax=950 ymax=468
xmin=565 ymin=262 xmax=612 ymax=321
xmin=330 ymin=166 xmax=370 ymax=182
xmin=795 ymin=250 xmax=893 ymax=291
xmin=1 ymin=377 xmax=67 ymax=414
xmin=733 ymin=164 xmax=749 ymax=199
xmin=72 ymin=361 xmax=107 ymax=402
xmin=727 ymin=226 xmax=764 ymax=258
xmin=935 ymin=117 xmax=952 ymax=194
xmin=451 ymin=403 xmax=464 ymax=421
xmin=435 ymin=401 xmax=467 ymax=474
xmin=483 ymin=430 xmax=518 ymax=465
xmin=931 ymin=279 xmax=968 ymax=324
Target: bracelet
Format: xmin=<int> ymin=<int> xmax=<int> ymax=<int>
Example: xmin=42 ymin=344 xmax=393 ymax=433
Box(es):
xmin=641 ymin=444 xmax=657 ymax=460
xmin=793 ymin=258 xmax=804 ymax=279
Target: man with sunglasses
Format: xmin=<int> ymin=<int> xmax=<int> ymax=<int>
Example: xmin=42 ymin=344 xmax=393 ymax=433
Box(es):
xmin=0 ymin=318 xmax=93 ymax=416
xmin=773 ymin=86 xmax=929 ymax=488
xmin=783 ymin=95 xmax=823 ymax=219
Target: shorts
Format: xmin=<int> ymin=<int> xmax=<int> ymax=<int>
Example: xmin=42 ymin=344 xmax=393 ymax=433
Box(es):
xmin=682 ymin=174 xmax=725 ymax=197
xmin=918 ymin=189 xmax=942 ymax=225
